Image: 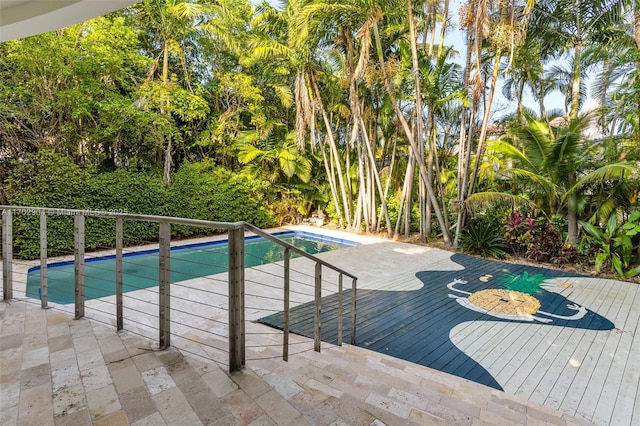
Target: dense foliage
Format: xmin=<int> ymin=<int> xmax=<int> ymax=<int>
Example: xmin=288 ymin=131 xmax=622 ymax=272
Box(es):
xmin=5 ymin=151 xmax=274 ymax=258
xmin=1 ymin=0 xmax=639 ymax=277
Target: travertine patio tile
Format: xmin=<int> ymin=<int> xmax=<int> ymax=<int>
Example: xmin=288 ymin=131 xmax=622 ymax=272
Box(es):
xmin=18 ymin=382 xmax=53 ymax=419
xmin=168 ymin=411 xmax=204 ymax=426
xmin=167 ymin=362 xmax=208 ymax=397
xmin=76 ymin=347 xmax=103 ymax=371
xmin=130 ymin=412 xmax=165 ymax=426
xmin=186 ymin=388 xmax=230 ymax=424
xmin=365 ymin=359 xmax=421 ymax=385
xmin=526 ymin=402 xmax=568 ymax=424
xmin=49 ymin=347 xmax=77 ymax=370
xmin=52 ymin=383 xmax=86 ymax=417
xmin=324 ymin=394 xmax=378 ymax=425
xmin=477 ymin=408 xmax=520 ymax=426
xmin=232 ymin=370 xmax=272 ymax=399
xmin=47 ymin=323 xmax=71 ymax=339
xmin=364 ymin=392 xmax=413 ymax=419
xmin=485 ymin=400 xmax=528 ymax=424
xmin=220 ymin=389 xmax=264 ymax=424
xmin=86 ymin=384 xmax=121 ymax=419
xmin=18 ymin=407 xmax=56 ymax=426
xmin=108 ymin=358 xmax=145 ymax=393
xmin=1 ymin=332 xmax=23 ymax=350
xmin=102 ymin=348 xmax=129 ymax=364
xmin=97 ymin=335 xmax=126 ymax=355
xmin=0 ymin=381 xmax=20 ymax=411
xmin=54 ymin=408 xmax=91 ymax=426
xmin=255 ymin=389 xmax=302 ymax=426
xmin=408 ymin=408 xmax=452 ymax=425
xmin=304 ymin=378 xmax=343 ymax=399
xmin=296 ymin=399 xmax=342 ymax=425
xmin=0 ymin=404 xmax=18 ymax=425
xmin=245 ymin=414 xmax=277 ymax=426
xmin=438 ymin=393 xmax=482 ymax=418
xmin=349 ymin=361 xmax=409 ymax=390
xmin=48 ymin=333 xmax=73 ymax=353
xmin=73 ymin=334 xmax=101 ymax=353
xmin=261 ymin=372 xmax=303 ymax=400
xmin=93 ymin=410 xmax=129 ymax=426
xmin=81 ymin=365 xmax=112 ymax=393
xmin=132 ymin=351 xmax=163 ymax=372
xmin=47 ymin=312 xmax=70 ymax=327
xmin=153 ymin=386 xmax=194 ymax=423
xmin=51 ymin=365 xmax=82 ymax=392
xmin=141 ymin=366 xmax=176 ymax=395
xmin=119 ymin=386 xmax=157 ymax=423
xmin=20 ymin=363 xmax=50 ymax=392
xmin=387 ymin=387 xmax=431 ymax=411
xmin=354 ymin=373 xmax=393 ymax=396
xmin=22 ymin=346 xmax=49 ymax=369
xmin=69 ymin=320 xmax=95 ymax=338
xmin=202 ymin=367 xmax=238 ymax=397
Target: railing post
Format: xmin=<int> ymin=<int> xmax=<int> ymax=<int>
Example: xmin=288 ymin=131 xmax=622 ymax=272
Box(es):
xmin=159 ymin=222 xmax=171 ymax=349
xmin=351 ymin=277 xmax=357 ymax=345
xmin=2 ymin=210 xmax=13 ymax=300
xmin=283 ymin=248 xmax=290 ymax=361
xmin=337 ymin=274 xmax=343 ymax=346
xmin=314 ymin=262 xmax=322 ymax=352
xmin=116 ymin=218 xmax=123 ymax=331
xmin=40 ymin=212 xmax=47 ymax=308
xmin=74 ymin=214 xmax=85 ymax=319
xmin=2 ymin=209 xmax=13 ymax=300
xmin=228 ymin=226 xmax=245 ymax=372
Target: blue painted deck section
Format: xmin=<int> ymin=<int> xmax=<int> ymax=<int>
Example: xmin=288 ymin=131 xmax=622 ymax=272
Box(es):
xmin=259 ymin=253 xmax=616 ymax=391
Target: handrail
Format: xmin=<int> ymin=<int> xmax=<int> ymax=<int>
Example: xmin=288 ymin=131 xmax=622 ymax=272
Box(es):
xmin=1 ymin=205 xmax=243 ymax=229
xmin=243 ymin=223 xmax=358 ymax=279
xmin=1 ymin=205 xmax=358 ymax=370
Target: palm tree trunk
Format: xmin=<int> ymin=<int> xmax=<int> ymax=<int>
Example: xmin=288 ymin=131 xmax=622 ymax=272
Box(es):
xmin=357 ymin=142 xmax=370 ymax=232
xmin=437 ymin=0 xmax=450 ymax=58
xmin=311 ymin=76 xmax=351 ymax=227
xmin=320 ymin=143 xmax=343 ymax=227
xmin=467 ymin=52 xmax=501 ymax=195
xmin=408 ymin=0 xmax=429 ymax=242
xmin=162 ymin=40 xmax=172 ymax=187
xmin=360 ymin=115 xmax=393 ymax=236
xmin=635 ymin=0 xmax=640 ymax=140
xmin=373 ymin=17 xmax=453 ymax=246
xmin=569 ymin=1 xmax=582 ymax=121
xmin=454 ymin=24 xmax=475 ymax=247
xmin=569 ymin=44 xmax=582 ymax=121
xmin=378 ymin=139 xmax=397 ymax=232
xmin=405 ymin=154 xmax=416 ymax=238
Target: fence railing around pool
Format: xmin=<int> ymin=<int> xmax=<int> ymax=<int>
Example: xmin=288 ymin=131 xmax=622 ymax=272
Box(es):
xmin=1 ymin=205 xmax=358 ymax=372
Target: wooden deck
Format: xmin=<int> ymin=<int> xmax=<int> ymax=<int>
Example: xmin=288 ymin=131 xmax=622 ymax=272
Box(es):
xmin=260 ymin=250 xmax=640 ymax=426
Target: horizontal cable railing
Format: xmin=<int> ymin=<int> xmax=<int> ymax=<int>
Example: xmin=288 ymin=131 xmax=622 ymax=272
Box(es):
xmin=1 ymin=205 xmax=358 ymax=372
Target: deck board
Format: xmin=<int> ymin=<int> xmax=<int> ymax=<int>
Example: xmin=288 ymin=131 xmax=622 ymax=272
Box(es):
xmin=258 ymin=251 xmax=639 ymax=425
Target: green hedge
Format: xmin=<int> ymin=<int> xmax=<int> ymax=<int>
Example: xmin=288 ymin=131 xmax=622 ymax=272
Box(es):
xmin=5 ymin=151 xmax=275 ymax=259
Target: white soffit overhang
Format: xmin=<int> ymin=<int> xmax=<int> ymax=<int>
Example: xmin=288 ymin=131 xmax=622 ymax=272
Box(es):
xmin=0 ymin=0 xmax=141 ymax=42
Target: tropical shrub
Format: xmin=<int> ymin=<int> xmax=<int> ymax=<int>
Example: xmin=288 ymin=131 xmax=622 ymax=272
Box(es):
xmin=504 ymin=212 xmax=536 ymax=257
xmin=460 ymin=217 xmax=509 ymax=259
xmin=579 ymin=213 xmax=640 ymax=278
xmin=5 ymin=152 xmax=276 ymax=258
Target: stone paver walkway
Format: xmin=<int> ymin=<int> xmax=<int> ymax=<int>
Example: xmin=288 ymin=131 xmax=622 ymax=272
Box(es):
xmin=1 ymin=298 xmax=594 ymax=425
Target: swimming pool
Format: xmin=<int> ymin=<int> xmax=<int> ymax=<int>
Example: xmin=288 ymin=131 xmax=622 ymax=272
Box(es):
xmin=26 ymin=231 xmax=358 ymax=304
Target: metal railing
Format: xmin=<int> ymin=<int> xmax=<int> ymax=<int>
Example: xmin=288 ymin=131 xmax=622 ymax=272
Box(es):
xmin=1 ymin=205 xmax=358 ymax=372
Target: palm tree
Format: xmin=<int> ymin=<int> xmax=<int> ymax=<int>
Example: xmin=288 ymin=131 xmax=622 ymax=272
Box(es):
xmin=470 ymin=112 xmax=637 ymax=244
xmin=530 ymin=0 xmax=627 ymax=121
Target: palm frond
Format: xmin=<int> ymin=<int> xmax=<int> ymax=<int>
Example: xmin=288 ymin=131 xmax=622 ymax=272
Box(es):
xmin=464 ymin=192 xmax=538 ymax=214
xmin=564 ymin=162 xmax=639 ymax=200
